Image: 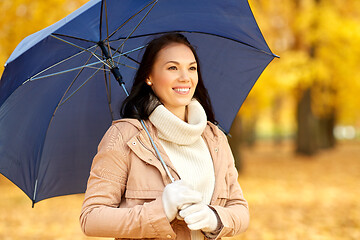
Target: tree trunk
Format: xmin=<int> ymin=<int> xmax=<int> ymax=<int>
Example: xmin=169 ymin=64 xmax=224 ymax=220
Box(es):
xmin=296 ymin=88 xmax=318 ymax=155
xmin=242 ymin=118 xmax=257 ymax=148
xmin=272 ymin=95 xmax=283 ymax=145
xmin=317 ymin=112 xmax=336 ymax=149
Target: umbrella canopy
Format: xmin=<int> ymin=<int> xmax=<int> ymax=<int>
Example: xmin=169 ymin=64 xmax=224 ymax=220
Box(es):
xmin=0 ymin=0 xmax=276 ymax=204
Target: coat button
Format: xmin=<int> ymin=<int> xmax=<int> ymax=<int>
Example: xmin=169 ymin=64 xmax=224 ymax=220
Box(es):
xmin=166 ymin=235 xmax=172 ymax=239
xmin=215 ymin=147 xmax=218 ymax=152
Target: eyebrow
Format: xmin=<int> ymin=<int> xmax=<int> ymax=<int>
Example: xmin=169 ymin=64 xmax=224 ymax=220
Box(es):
xmin=165 ymin=60 xmax=197 ymax=65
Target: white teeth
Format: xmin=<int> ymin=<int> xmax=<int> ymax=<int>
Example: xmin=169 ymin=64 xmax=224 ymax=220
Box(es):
xmin=174 ymin=88 xmax=190 ymax=92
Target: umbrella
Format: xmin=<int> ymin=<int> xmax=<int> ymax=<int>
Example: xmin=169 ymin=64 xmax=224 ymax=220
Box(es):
xmin=0 ymin=0 xmax=277 ymax=205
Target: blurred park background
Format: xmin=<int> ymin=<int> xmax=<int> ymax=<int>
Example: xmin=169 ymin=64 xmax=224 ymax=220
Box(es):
xmin=0 ymin=0 xmax=359 ymax=239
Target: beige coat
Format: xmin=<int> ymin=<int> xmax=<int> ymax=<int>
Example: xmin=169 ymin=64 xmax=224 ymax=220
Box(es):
xmin=80 ymin=119 xmax=249 ymax=239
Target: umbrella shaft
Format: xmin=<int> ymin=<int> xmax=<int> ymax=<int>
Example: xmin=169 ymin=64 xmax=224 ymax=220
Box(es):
xmin=110 ymin=67 xmax=124 ymax=84
xmin=98 ymin=41 xmax=124 ymax=84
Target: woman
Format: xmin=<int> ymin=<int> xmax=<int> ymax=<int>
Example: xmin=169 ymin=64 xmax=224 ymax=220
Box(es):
xmin=80 ymin=33 xmax=249 ymax=239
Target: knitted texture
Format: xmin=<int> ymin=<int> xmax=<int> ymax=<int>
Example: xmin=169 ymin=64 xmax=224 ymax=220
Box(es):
xmin=149 ymin=100 xmax=215 ymax=240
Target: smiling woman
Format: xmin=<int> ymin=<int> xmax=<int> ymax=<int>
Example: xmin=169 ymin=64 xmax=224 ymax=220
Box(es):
xmin=79 ymin=33 xmax=249 ymax=240
xmin=120 ymin=33 xmax=215 ymax=123
xmin=147 ymin=43 xmax=198 ymax=121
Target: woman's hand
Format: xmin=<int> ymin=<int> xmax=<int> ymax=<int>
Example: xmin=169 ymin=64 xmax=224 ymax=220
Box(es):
xmin=179 ymin=203 xmax=219 ymax=233
xmin=162 ymin=180 xmax=202 ymax=222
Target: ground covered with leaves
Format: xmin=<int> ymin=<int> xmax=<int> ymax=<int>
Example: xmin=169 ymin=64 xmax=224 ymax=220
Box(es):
xmin=0 ymin=141 xmax=359 ymax=240
xmin=236 ymin=141 xmax=360 ymax=240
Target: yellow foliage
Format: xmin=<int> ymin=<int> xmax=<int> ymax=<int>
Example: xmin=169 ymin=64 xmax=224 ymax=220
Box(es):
xmin=245 ymin=0 xmax=360 ymax=129
xmin=0 ymin=0 xmax=87 ymax=75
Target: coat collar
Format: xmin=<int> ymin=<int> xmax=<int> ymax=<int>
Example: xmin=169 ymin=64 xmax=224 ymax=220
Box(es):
xmin=113 ymin=119 xmax=180 ymax=184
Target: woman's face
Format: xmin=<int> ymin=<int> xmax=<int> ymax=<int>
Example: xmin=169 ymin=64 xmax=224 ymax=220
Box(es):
xmin=148 ymin=43 xmax=198 ymax=120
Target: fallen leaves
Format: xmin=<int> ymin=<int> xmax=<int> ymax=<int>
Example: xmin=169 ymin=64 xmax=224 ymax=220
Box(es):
xmin=235 ymin=141 xmax=360 ymax=240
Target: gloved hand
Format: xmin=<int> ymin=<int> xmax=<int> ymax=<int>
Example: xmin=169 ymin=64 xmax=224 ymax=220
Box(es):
xmin=162 ymin=180 xmax=202 ymax=222
xmin=179 ymin=203 xmax=219 ymax=233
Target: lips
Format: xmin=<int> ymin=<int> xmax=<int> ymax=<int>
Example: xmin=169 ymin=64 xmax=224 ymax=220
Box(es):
xmin=173 ymin=87 xmax=190 ymax=94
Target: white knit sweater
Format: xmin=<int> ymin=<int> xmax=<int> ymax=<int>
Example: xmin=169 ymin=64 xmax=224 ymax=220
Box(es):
xmin=149 ymin=100 xmax=215 ymax=240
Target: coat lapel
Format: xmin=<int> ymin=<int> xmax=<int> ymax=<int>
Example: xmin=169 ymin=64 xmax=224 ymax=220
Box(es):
xmin=126 ymin=121 xmax=180 ymax=185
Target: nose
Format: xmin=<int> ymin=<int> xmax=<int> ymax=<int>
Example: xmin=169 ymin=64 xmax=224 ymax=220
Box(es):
xmin=179 ymin=70 xmax=190 ymax=82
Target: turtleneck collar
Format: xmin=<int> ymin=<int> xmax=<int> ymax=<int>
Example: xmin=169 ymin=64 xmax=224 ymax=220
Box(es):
xmin=149 ymin=99 xmax=207 ymax=145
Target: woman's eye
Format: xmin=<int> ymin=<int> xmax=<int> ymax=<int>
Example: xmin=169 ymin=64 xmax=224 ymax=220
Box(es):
xmin=189 ymin=66 xmax=197 ymax=71
xmin=168 ymin=66 xmax=177 ymax=70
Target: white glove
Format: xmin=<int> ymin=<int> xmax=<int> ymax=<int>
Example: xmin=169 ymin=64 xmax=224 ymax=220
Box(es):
xmin=179 ymin=203 xmax=219 ymax=232
xmin=162 ymin=180 xmax=202 ymax=222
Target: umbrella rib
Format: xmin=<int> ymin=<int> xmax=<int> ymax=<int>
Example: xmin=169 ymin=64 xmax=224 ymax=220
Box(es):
xmin=104 ymin=51 xmax=139 ymax=69
xmin=59 ymin=66 xmax=103 ymax=107
xmin=32 ymin=179 xmax=38 ymax=207
xmin=111 ymin=44 xmax=145 ymax=58
xmin=51 ymin=53 xmax=96 ymax=114
xmin=115 ymin=31 xmax=278 ymax=58
xmin=111 ymin=0 xmax=159 ymax=59
xmin=31 ymin=52 xmax=96 ymax=204
xmin=112 ymin=55 xmax=138 ymax=70
xmin=110 ymin=59 xmax=137 ymax=70
xmin=109 ymin=44 xmax=143 ymax=66
xmin=50 ymin=34 xmax=111 ymax=68
xmin=24 ymin=61 xmax=109 ymax=83
xmin=118 ymin=54 xmax=140 ymax=66
xmin=104 ymin=0 xmax=110 ymax=43
xmin=25 ymin=44 xmax=142 ymax=83
xmin=29 ymin=46 xmax=143 ymax=82
xmin=23 ymin=45 xmax=98 ymax=84
xmin=99 ymin=0 xmax=104 ymax=41
xmin=105 ymin=0 xmax=158 ymax=42
xmin=51 ymin=33 xmax=97 ymax=44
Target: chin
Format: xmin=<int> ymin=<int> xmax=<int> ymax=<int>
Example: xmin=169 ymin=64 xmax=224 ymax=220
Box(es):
xmin=180 ymin=99 xmax=193 ymax=107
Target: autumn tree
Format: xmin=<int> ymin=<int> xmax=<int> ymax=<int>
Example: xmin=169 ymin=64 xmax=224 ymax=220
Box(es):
xmin=245 ymin=0 xmax=360 ymax=155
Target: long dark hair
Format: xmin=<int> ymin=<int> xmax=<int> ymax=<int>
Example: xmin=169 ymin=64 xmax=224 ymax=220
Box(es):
xmin=121 ymin=33 xmax=216 ymax=123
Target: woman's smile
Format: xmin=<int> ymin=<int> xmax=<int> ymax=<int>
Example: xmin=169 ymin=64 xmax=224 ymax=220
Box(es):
xmin=173 ymin=87 xmax=191 ymax=94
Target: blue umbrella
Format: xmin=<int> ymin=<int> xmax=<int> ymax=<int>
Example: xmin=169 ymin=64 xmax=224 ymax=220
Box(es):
xmin=0 ymin=0 xmax=276 ymax=205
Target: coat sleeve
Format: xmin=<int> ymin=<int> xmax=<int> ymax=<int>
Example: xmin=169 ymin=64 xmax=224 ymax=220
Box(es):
xmin=79 ymin=124 xmax=176 ymax=239
xmin=209 ymin=130 xmax=250 ymax=239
